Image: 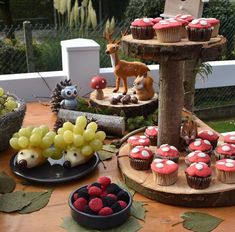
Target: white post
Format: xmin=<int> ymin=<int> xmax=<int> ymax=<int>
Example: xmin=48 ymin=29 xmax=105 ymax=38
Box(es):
xmin=61 ymin=38 xmax=100 ymax=96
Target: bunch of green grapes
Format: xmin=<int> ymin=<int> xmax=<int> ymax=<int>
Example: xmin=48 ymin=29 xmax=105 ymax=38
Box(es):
xmin=9 ymin=125 xmax=62 ymax=160
xmin=55 ymin=116 xmax=106 ymax=157
xmin=0 ymin=87 xmax=18 ymax=116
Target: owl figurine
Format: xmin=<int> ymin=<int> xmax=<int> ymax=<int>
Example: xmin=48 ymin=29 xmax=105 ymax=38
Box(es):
xmin=60 ymin=85 xmax=78 ymax=110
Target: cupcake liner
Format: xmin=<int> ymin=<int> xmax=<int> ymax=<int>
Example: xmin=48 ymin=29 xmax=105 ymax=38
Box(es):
xmin=129 ymin=157 xmax=152 ymax=170
xmin=180 ymin=26 xmax=188 ymax=38
xmin=186 ymin=27 xmax=212 ymax=41
xmin=185 ymin=173 xmax=211 ymax=189
xmin=130 ymin=26 xmax=154 ymax=40
xmin=152 ymin=170 xmax=178 ymax=186
xmin=216 ymin=169 xmax=235 ymax=184
xmin=211 ymin=23 xmax=220 ymax=37
xmin=156 ymin=27 xmax=181 ymax=43
xmin=155 ymin=154 xmax=179 ymax=163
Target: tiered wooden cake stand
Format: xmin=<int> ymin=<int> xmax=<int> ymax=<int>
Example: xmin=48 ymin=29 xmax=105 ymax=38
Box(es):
xmin=118 ymin=35 xmax=231 ymax=207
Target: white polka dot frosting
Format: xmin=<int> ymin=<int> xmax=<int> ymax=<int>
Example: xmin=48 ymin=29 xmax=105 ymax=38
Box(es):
xmin=166 ymin=160 xmax=175 ymax=165
xmin=154 ymin=158 xmax=163 ymax=163
xmin=188 ymin=152 xmax=195 ymax=157
xmin=141 ymin=150 xmax=150 ymax=157
xmin=197 ymin=152 xmax=206 ymax=158
xmin=230 ymin=136 xmax=235 ymax=141
xmin=139 ymin=139 xmax=146 ymax=143
xmin=222 ymin=145 xmax=231 ymax=152
xmin=161 ymin=147 xmax=170 ymax=152
xmin=195 ymin=163 xmax=203 ymax=170
xmin=156 ymin=163 xmax=164 ymax=168
xmin=132 ymin=147 xmax=140 ymax=153
xmin=226 ymin=162 xmax=234 ymax=168
xmin=194 ymin=140 xmax=202 ymax=146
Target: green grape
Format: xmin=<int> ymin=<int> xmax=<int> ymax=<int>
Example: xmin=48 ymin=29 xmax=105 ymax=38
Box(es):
xmin=45 ymin=131 xmax=56 ymax=139
xmin=39 ymin=125 xmax=49 ymax=136
xmin=75 ymin=116 xmax=87 ymax=129
xmin=86 ymin=122 xmax=98 ymax=132
xmin=29 ymin=133 xmax=42 ymax=146
xmin=5 ymin=99 xmax=17 ymax=111
xmin=63 ymin=121 xmax=74 ymax=131
xmin=57 ymin=128 xmax=65 ymax=135
xmin=63 ymin=130 xmax=74 ymax=144
xmin=40 ymin=136 xmax=53 ymax=149
xmin=13 ymin=132 xmax=19 ymax=138
xmin=89 ymin=139 xmax=103 ymax=151
xmin=54 ymin=134 xmax=67 ymax=149
xmin=73 ymin=124 xmax=84 ymax=135
xmin=18 ymin=136 xmax=29 ymax=148
xmin=81 ymin=145 xmax=93 ymax=156
xmin=9 ymin=137 xmax=20 ymax=150
xmin=26 ymin=126 xmax=34 ymax=132
xmin=50 ymin=148 xmax=63 ymax=160
xmin=18 ymin=127 xmax=31 ymax=138
xmin=73 ymin=134 xmax=84 ymax=147
xmin=83 ymin=128 xmax=95 ymax=141
xmin=32 ymin=127 xmax=43 ymax=137
xmin=42 ymin=147 xmax=56 ymax=158
xmin=0 ymin=87 xmax=4 ymax=97
xmin=95 ymin=131 xmax=106 ymax=141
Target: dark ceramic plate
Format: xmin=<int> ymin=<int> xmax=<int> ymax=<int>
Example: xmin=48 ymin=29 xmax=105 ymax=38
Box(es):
xmin=9 ymin=153 xmax=100 ymax=184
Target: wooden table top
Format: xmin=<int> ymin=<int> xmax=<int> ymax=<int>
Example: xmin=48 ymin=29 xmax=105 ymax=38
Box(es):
xmin=0 ymin=103 xmax=234 ymax=232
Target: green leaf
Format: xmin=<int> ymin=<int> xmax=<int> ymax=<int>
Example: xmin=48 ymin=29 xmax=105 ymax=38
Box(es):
xmin=117 ymin=181 xmax=135 ymax=196
xmin=102 ymin=144 xmax=119 ymax=153
xmin=0 ymin=171 xmax=16 ymax=193
xmin=61 ymin=216 xmax=141 ymax=232
xmin=181 ymin=211 xmax=223 ymax=232
xmin=130 ymin=201 xmax=147 ymax=221
xmin=0 ymin=191 xmax=31 ymax=213
xmin=19 ymin=189 xmax=53 ymax=214
xmin=98 ymin=150 xmax=114 ymax=161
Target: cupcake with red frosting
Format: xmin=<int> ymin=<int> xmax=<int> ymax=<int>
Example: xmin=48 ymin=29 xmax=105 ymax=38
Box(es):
xmin=130 ymin=18 xmax=155 ymax=40
xmin=144 ymin=126 xmax=158 ymax=146
xmin=186 ymin=18 xmax=213 ymax=41
xmin=223 ymin=132 xmax=235 ymax=145
xmin=216 ymin=159 xmax=235 ymax=184
xmin=197 ymin=130 xmax=219 ymax=149
xmin=151 ymin=158 xmax=178 ymax=185
xmin=185 ymin=162 xmax=212 ymax=189
xmin=127 ymin=135 xmax=150 ymax=149
xmin=188 ymin=138 xmax=213 ymax=155
xmin=175 ymin=14 xmax=194 ymax=23
xmin=129 ymin=146 xmax=154 ymax=170
xmin=205 ymin=18 xmax=220 ymax=37
xmin=151 ymin=17 xmax=162 ymax=24
xmin=175 ymin=14 xmax=194 ymax=38
xmin=214 ymin=143 xmax=235 ymax=160
xmin=153 ymin=19 xmax=182 ymax=43
xmin=156 ymin=144 xmax=179 ymax=163
xmin=185 ymin=151 xmax=211 ymax=167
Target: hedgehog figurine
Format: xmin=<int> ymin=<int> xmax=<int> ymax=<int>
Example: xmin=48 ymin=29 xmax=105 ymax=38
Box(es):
xmin=60 ymin=85 xmax=78 ymax=110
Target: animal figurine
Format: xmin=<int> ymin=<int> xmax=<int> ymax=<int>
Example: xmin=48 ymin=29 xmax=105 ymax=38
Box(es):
xmin=104 ymin=31 xmax=150 ymax=95
xmin=133 ymin=75 xmax=155 ymax=101
xmin=60 ymin=85 xmax=78 ymax=110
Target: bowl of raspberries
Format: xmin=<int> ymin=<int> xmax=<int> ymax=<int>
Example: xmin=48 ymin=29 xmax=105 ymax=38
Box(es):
xmin=68 ymin=176 xmax=132 ymax=230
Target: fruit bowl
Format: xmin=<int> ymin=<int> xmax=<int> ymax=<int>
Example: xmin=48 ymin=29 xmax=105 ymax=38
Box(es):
xmin=68 ymin=184 xmax=133 ymax=230
xmin=0 ymin=94 xmax=26 ymax=151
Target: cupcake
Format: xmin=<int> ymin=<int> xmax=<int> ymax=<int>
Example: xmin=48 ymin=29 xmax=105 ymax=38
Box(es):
xmin=188 ymin=138 xmax=213 ymax=155
xmin=197 ymin=130 xmax=219 ymax=149
xmin=186 ymin=19 xmax=213 ymax=42
xmin=216 ymin=159 xmax=235 ymax=184
xmin=175 ymin=14 xmax=194 ymax=38
xmin=151 ymin=17 xmax=162 ymax=24
xmin=144 ymin=126 xmax=158 ymax=146
xmin=130 ymin=18 xmax=155 ymax=40
xmin=151 ymin=158 xmax=178 ymax=186
xmin=224 ymin=132 xmax=235 ymax=145
xmin=156 ymin=144 xmax=179 ymax=163
xmin=214 ymin=143 xmax=235 ymax=160
xmin=185 ymin=162 xmax=212 ymax=189
xmin=129 ymin=146 xmax=153 ymax=170
xmin=127 ymin=135 xmax=150 ymax=149
xmin=185 ymin=151 xmax=211 ymax=167
xmin=153 ymin=19 xmax=182 ymax=43
xmin=175 ymin=14 xmax=194 ymax=23
xmin=205 ymin=18 xmax=220 ymax=37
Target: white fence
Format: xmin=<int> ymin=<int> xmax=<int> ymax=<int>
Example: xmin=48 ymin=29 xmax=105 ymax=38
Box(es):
xmin=0 ymin=38 xmax=235 ymax=102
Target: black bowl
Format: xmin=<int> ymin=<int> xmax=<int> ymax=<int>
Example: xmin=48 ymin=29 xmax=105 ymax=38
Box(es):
xmin=68 ymin=185 xmax=132 ymax=230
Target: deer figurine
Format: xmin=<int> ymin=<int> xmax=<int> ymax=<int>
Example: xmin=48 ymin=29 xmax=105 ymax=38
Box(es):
xmin=104 ymin=31 xmax=150 ymax=95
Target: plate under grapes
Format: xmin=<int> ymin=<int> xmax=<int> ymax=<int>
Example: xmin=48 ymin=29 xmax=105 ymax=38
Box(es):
xmin=9 ymin=153 xmax=100 ymax=184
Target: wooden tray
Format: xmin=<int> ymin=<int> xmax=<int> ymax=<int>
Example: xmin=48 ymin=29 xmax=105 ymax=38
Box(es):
xmin=118 ymin=143 xmax=235 ymax=207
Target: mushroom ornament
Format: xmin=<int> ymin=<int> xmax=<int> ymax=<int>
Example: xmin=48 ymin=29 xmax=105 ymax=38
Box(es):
xmin=90 ymin=75 xmax=107 ymax=100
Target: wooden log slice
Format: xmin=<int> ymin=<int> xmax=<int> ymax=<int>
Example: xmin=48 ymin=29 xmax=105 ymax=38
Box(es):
xmin=90 ymin=87 xmax=158 ymax=118
xmin=118 ymin=143 xmax=235 ymax=207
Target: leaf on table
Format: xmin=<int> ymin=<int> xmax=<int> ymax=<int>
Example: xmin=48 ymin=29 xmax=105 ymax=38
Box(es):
xmin=98 ymin=150 xmax=114 ymax=161
xmin=19 ymin=189 xmax=53 ymax=214
xmin=102 ymin=144 xmax=119 ymax=153
xmin=0 ymin=171 xmax=16 ymax=193
xmin=181 ymin=211 xmax=223 ymax=232
xmin=130 ymin=201 xmax=147 ymax=221
xmin=0 ymin=191 xmax=31 ymax=213
xmin=117 ymin=181 xmax=135 ymax=196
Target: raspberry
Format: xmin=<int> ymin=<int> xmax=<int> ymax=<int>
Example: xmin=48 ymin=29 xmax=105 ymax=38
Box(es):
xmin=90 ymin=182 xmax=102 ymax=189
xmin=118 ymin=200 xmax=127 ymax=209
xmin=100 ymin=190 xmax=108 ymax=197
xmin=89 ymin=198 xmax=103 ymax=212
xmin=98 ymin=207 xmax=113 ymax=216
xmin=102 ymin=196 xmax=116 ymax=207
xmin=117 ymin=190 xmax=129 ymax=203
xmin=111 ymin=202 xmax=122 ymax=213
xmin=73 ymin=193 xmax=79 ymax=201
xmin=84 ymin=205 xmax=97 ymax=215
xmin=88 ymin=186 xmax=102 ymax=196
xmin=107 ymin=194 xmax=117 ymax=201
xmin=106 ymin=183 xmax=121 ymax=195
xmin=98 ymin=176 xmax=111 ymax=187
xmin=77 ymin=187 xmax=89 ymax=200
xmin=73 ymin=197 xmax=87 ymax=211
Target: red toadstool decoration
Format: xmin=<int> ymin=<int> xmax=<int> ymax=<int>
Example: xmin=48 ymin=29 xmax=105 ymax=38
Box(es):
xmin=90 ymin=75 xmax=107 ymax=100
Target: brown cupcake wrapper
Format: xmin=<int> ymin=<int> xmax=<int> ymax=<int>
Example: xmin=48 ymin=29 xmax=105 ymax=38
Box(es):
xmin=130 ymin=26 xmax=154 ymax=40
xmin=129 ymin=156 xmax=152 ymax=170
xmin=155 ymin=27 xmax=181 ymax=43
xmin=185 ymin=173 xmax=211 ymax=189
xmin=216 ymin=169 xmax=235 ymax=184
xmin=155 ymin=154 xmax=179 ymax=163
xmin=186 ymin=27 xmax=212 ymax=41
xmin=152 ymin=170 xmax=178 ymax=186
